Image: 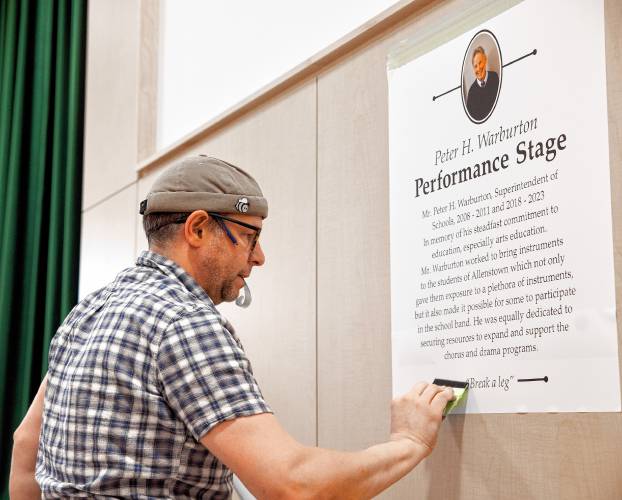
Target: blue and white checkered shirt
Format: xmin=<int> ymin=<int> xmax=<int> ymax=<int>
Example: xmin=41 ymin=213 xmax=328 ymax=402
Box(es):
xmin=36 ymin=250 xmax=271 ymax=498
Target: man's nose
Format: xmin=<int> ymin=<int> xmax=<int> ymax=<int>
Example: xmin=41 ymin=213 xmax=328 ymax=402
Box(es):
xmin=250 ymin=241 xmax=266 ymax=266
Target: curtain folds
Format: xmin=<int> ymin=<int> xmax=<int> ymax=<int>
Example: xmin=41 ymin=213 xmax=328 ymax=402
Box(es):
xmin=0 ymin=1 xmax=87 ymax=496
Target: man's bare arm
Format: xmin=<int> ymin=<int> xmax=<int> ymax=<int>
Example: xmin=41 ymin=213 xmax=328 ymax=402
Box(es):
xmin=202 ymin=382 xmax=453 ymax=499
xmin=9 ymin=375 xmax=47 ymax=500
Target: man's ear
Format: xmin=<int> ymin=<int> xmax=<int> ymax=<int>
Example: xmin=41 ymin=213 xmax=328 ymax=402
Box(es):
xmin=184 ymin=210 xmax=209 ymax=248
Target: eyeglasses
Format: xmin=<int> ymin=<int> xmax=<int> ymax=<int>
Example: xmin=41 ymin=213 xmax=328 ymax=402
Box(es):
xmin=207 ymin=212 xmax=262 ymax=253
xmin=166 ymin=212 xmax=262 ymax=253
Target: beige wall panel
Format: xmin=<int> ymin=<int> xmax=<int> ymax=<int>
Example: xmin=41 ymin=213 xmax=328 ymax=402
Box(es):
xmin=318 ymin=0 xmax=622 ymax=499
xmin=82 ymin=0 xmax=140 ymax=209
xmin=137 ymin=82 xmax=317 ymax=446
xmin=79 ymin=184 xmax=138 ymax=300
xmin=317 ymin=31 xmax=392 ymax=454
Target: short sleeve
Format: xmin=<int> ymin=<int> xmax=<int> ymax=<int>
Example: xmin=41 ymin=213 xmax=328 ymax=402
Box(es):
xmin=156 ymin=310 xmax=272 ymax=441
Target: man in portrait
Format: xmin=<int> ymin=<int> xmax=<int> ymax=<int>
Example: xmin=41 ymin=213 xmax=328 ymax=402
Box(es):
xmin=466 ymin=45 xmax=499 ymax=121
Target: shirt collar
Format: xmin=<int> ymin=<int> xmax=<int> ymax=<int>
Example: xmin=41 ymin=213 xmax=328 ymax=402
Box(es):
xmin=477 ymin=70 xmax=489 ymax=87
xmin=136 ymin=250 xmax=216 ymax=307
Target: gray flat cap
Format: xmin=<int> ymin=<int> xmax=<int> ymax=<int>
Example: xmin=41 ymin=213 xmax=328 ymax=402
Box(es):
xmin=140 ymin=155 xmax=268 ymax=218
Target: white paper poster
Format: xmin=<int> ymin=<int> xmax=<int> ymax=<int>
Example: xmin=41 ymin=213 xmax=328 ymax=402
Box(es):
xmin=389 ymin=0 xmax=620 ymax=413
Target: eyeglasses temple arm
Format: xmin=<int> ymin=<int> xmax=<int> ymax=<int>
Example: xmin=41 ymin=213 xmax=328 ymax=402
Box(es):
xmin=215 ymin=218 xmax=238 ymax=246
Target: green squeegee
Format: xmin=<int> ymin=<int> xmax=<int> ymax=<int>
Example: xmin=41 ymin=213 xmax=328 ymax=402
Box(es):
xmin=433 ymin=378 xmax=469 ymax=416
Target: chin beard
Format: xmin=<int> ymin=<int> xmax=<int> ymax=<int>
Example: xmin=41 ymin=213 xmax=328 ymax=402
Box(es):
xmin=219 ymin=277 xmax=241 ymax=303
xmin=200 ymin=251 xmax=242 ymax=304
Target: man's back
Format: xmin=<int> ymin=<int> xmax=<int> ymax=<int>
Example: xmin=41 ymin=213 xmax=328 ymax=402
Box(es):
xmin=36 ymin=251 xmax=270 ymax=499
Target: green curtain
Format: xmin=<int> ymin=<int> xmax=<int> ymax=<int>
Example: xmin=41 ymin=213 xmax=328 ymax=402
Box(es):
xmin=0 ymin=0 xmax=87 ymax=496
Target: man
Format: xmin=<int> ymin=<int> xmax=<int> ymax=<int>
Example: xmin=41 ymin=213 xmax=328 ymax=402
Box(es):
xmin=11 ymin=155 xmax=453 ymax=498
xmin=466 ymin=45 xmax=500 ymax=121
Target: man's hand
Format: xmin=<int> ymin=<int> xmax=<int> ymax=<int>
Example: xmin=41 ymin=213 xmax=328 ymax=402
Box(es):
xmin=390 ymin=382 xmax=454 ymax=456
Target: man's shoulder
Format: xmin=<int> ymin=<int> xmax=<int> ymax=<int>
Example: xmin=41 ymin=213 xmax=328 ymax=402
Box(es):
xmin=467 ymin=79 xmax=480 ymax=96
xmin=116 ymin=264 xmax=218 ymax=320
xmin=488 ymin=71 xmax=499 ymax=85
xmin=63 ymin=264 xmax=218 ymax=337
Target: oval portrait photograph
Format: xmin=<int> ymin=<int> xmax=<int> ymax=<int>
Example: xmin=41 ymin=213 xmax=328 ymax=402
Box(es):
xmin=461 ymin=30 xmax=502 ymax=124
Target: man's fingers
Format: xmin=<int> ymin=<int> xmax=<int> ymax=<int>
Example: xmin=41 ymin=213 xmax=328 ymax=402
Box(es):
xmin=408 ymin=382 xmax=428 ymax=398
xmin=421 ymin=383 xmax=447 ymax=404
xmin=431 ymin=387 xmax=455 ymax=413
xmin=405 ymin=382 xmax=454 ymax=411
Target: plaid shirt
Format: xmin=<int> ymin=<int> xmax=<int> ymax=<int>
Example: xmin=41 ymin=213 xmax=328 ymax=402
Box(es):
xmin=36 ymin=251 xmax=271 ymax=498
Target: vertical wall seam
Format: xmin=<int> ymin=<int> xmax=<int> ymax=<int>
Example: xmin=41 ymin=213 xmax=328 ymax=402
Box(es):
xmin=315 ymin=75 xmax=319 ymax=448
xmin=134 ymin=181 xmax=140 ymax=259
xmin=137 ymin=0 xmax=160 ymax=162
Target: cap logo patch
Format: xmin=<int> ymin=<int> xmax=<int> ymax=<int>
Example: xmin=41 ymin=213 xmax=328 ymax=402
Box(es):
xmin=235 ymin=197 xmax=249 ymax=213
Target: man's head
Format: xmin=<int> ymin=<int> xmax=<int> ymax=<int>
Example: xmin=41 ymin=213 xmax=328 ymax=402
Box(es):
xmin=471 ymin=46 xmax=488 ymax=82
xmin=140 ymin=155 xmax=268 ymax=304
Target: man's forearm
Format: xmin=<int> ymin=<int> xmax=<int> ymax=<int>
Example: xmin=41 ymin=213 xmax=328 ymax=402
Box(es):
xmin=9 ymin=376 xmax=46 ymax=499
xmin=9 ymin=467 xmax=41 ymax=500
xmin=9 ymin=428 xmax=43 ymax=499
xmin=204 ymin=386 xmax=452 ymax=499
xmin=286 ymin=437 xmax=428 ymax=499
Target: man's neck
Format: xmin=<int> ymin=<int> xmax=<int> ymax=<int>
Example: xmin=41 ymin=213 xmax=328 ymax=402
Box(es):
xmin=149 ymin=244 xmax=222 ymax=304
xmin=150 ymin=245 xmax=195 ymax=284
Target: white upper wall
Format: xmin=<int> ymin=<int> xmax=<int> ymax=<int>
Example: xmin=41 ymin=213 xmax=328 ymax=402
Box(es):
xmin=158 ymin=0 xmax=398 ymax=149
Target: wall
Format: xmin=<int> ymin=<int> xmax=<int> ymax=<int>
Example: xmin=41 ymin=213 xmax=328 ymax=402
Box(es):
xmin=81 ymin=0 xmax=622 ymax=498
xmin=157 ymin=0 xmax=399 ymax=149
